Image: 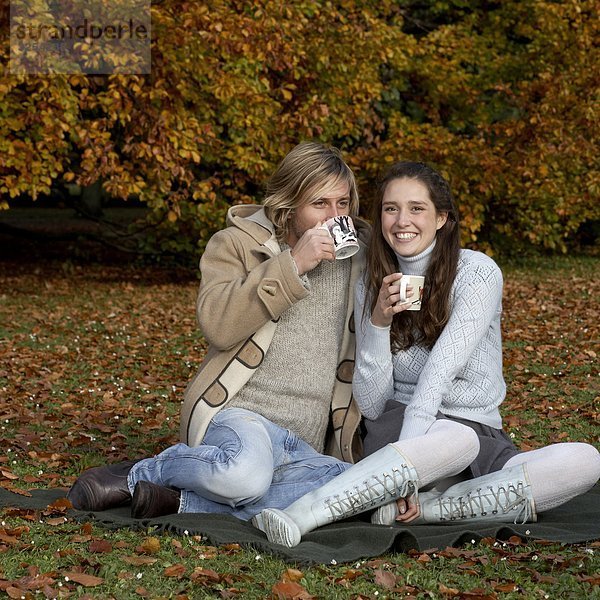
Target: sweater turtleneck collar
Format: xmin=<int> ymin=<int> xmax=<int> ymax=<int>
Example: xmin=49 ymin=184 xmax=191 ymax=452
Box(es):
xmin=394 ymin=239 xmax=436 ymax=276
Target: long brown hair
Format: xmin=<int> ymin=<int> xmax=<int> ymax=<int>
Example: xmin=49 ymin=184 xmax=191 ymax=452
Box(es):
xmin=365 ymin=162 xmax=460 ymax=351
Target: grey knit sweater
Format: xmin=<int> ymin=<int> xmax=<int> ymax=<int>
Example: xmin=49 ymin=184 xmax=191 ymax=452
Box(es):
xmin=353 ymin=243 xmax=505 ymax=440
xmin=231 ymin=256 xmax=351 ymax=451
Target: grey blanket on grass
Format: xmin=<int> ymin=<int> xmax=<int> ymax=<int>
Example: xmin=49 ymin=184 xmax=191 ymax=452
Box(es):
xmin=1 ymin=485 xmax=599 ymax=565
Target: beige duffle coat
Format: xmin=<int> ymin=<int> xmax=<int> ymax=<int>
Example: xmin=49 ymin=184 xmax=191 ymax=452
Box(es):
xmin=180 ymin=205 xmax=369 ymax=463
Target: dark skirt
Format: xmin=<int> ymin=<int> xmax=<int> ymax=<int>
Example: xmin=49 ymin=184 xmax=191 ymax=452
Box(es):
xmin=362 ymin=400 xmax=521 ymax=478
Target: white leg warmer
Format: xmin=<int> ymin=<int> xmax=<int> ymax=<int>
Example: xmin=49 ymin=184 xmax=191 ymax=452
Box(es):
xmin=386 ymin=442 xmax=600 ymax=526
xmin=392 ymin=419 xmax=481 ymax=487
xmin=503 ymin=442 xmax=600 ymax=513
xmin=371 ymin=420 xmax=480 ymax=525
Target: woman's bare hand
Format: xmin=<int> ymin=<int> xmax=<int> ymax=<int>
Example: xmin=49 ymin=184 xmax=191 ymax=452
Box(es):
xmin=394 ymin=493 xmax=421 ymax=522
xmin=370 ymin=273 xmax=413 ymax=327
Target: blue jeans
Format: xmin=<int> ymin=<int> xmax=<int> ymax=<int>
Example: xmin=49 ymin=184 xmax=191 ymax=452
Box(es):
xmin=128 ymin=408 xmax=350 ymax=521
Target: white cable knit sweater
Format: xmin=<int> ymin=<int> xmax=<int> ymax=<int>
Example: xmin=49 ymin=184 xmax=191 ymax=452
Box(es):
xmin=353 ymin=244 xmax=506 ymax=441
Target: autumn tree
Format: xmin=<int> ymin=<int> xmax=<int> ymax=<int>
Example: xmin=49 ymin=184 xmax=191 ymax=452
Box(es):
xmin=355 ymin=0 xmax=599 ymax=252
xmin=1 ymin=0 xmax=597 ymax=258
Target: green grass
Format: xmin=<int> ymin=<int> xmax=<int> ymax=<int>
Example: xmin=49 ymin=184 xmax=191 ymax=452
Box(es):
xmin=1 ymin=255 xmax=599 ymax=599
xmin=0 ymin=519 xmax=598 ymax=599
xmin=0 ymin=520 xmax=598 ymax=598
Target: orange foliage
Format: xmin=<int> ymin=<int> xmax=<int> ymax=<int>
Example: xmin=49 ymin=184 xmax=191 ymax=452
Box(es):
xmin=0 ymin=0 xmax=597 ymax=255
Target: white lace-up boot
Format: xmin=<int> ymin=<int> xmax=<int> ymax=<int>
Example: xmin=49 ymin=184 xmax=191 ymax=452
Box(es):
xmin=417 ymin=464 xmax=537 ymax=524
xmin=371 ymin=474 xmax=467 ymax=526
xmin=253 ymin=444 xmax=419 ymax=547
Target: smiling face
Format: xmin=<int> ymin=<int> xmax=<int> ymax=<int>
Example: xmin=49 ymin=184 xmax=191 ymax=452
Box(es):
xmin=381 ymin=177 xmax=448 ymax=257
xmin=287 ymin=179 xmax=351 ymax=247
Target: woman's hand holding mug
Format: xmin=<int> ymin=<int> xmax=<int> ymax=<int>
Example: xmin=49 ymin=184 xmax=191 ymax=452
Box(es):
xmin=371 ymin=273 xmax=415 ymax=327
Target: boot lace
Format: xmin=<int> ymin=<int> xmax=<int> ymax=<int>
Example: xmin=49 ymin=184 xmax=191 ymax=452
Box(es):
xmin=435 ymin=479 xmax=533 ymax=524
xmin=324 ymin=463 xmax=417 ymax=520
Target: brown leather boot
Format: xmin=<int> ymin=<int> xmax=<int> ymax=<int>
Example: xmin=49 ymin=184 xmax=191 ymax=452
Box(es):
xmin=131 ymin=481 xmax=181 ymax=519
xmin=68 ymin=460 xmax=140 ymax=511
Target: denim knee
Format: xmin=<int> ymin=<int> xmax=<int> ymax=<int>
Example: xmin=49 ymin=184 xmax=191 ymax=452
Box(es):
xmin=214 ymin=459 xmax=273 ymax=506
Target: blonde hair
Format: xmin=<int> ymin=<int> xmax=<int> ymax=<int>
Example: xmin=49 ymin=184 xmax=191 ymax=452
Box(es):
xmin=263 ymin=142 xmax=359 ymax=241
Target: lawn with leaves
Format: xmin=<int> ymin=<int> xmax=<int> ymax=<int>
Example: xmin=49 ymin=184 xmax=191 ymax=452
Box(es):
xmin=0 ymin=255 xmax=598 ymax=599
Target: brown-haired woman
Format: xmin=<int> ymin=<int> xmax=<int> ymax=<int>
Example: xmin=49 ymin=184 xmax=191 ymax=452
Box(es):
xmin=256 ymin=161 xmax=600 ymax=548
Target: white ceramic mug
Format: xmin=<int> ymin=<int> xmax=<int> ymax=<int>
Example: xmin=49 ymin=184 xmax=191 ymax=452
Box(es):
xmin=320 ymin=215 xmax=359 ymax=259
xmin=399 ymin=275 xmax=425 ymax=311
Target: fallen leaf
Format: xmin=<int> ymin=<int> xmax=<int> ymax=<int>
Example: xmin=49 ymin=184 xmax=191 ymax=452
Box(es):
xmin=282 ymin=569 xmax=304 ymax=583
xmin=164 ymin=564 xmax=186 ymax=578
xmin=137 ymin=536 xmax=161 ymax=554
xmin=123 ymin=556 xmax=158 ymax=566
xmin=374 ymin=569 xmax=397 ymax=589
xmin=89 ymin=539 xmax=113 ymax=553
xmin=190 ymin=567 xmax=221 ymax=582
xmin=439 ymin=583 xmax=460 ymax=596
xmin=63 ymin=572 xmax=104 ymax=586
xmin=272 ymin=581 xmax=314 ymax=599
